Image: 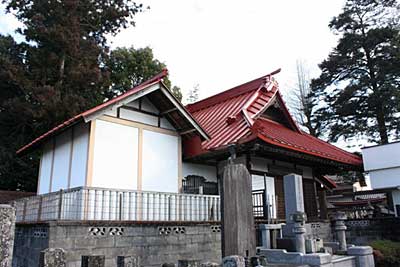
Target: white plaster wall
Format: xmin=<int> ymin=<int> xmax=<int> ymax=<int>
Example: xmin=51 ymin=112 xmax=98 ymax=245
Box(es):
xmin=362 ymin=142 xmax=400 ymax=171
xmin=182 ymin=163 xmax=217 ymax=182
xmin=119 ymin=108 xmax=158 ymax=126
xmin=142 ymin=130 xmax=179 ymax=193
xmin=91 ymin=119 xmax=139 ymax=190
xmin=70 ymin=123 xmax=89 ymax=188
xmin=369 ymin=168 xmax=400 ymax=189
xmin=51 ymin=129 xmax=72 ymax=191
xmin=38 ymin=141 xmax=53 ymax=194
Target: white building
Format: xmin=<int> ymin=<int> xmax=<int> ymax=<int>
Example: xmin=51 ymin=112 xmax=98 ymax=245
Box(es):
xmin=16 ymin=69 xmax=362 ymax=222
xmin=362 ymin=142 xmax=400 ymax=216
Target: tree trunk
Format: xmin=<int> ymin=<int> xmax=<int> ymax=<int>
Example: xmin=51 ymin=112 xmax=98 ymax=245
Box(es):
xmin=376 ymin=106 xmax=389 ymax=144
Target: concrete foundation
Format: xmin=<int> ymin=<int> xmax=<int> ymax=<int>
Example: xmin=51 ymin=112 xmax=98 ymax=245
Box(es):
xmin=12 ymin=222 xmax=221 ymax=267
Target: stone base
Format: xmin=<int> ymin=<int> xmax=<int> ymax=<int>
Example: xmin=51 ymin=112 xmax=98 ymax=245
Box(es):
xmin=13 ymin=221 xmax=221 ymax=267
xmin=259 ymin=246 xmax=375 ymax=267
xmin=276 ymin=238 xmax=296 ymax=252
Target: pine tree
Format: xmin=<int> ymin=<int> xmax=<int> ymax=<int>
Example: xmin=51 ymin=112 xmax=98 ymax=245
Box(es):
xmin=310 ymin=0 xmax=400 ymax=144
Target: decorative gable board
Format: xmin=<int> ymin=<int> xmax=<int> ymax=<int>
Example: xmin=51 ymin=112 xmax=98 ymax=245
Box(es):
xmin=104 ymin=96 xmax=177 ymax=131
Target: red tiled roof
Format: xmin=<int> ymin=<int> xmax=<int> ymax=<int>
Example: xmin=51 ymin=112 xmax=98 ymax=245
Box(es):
xmin=320 ymin=176 xmax=338 ymax=189
xmin=17 ymin=70 xmax=168 ymax=154
xmin=187 ymin=72 xmax=362 ymax=167
xmin=252 ymin=118 xmax=362 ymax=165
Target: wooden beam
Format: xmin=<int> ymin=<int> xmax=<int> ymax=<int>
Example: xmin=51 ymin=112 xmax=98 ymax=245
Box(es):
xmin=85 ymin=120 xmax=96 ymax=187
xmin=100 ymin=115 xmax=179 ymax=137
xmin=179 ymin=128 xmax=196 ymax=135
xmin=48 ymin=138 xmax=56 ymax=193
xmin=67 ymin=126 xmax=75 ymax=189
xmin=137 ymin=128 xmax=143 ymax=191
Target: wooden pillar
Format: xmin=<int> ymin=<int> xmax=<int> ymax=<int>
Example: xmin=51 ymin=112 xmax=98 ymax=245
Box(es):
xmin=221 ymin=163 xmax=256 ymax=257
xmin=318 ymin=189 xmax=328 ymax=220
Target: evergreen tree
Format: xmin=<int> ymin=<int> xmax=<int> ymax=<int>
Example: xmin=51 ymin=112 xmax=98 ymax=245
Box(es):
xmin=0 ymin=0 xmax=143 ymax=191
xmin=106 ymin=46 xmax=183 ymax=101
xmin=310 ymin=0 xmax=400 ymax=144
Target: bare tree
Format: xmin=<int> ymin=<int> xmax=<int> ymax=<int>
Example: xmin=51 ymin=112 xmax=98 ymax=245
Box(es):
xmin=186 ymin=83 xmax=200 ymax=104
xmin=289 ymin=60 xmax=321 ymax=137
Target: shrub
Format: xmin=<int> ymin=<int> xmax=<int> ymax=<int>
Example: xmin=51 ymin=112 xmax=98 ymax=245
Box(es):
xmin=370 ymin=240 xmax=400 ymax=267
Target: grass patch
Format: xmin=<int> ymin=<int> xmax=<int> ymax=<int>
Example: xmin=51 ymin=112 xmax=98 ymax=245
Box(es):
xmin=370 ymin=240 xmax=400 ymax=267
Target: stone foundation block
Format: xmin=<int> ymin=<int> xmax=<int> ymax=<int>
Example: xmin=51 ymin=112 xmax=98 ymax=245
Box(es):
xmin=117 ymin=256 xmax=140 ymax=267
xmin=81 ymin=255 xmax=105 ymax=267
xmin=39 ymin=248 xmax=66 ymax=267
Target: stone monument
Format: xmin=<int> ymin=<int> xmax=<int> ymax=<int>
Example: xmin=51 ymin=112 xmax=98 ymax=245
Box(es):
xmin=221 ymin=163 xmax=256 ymax=257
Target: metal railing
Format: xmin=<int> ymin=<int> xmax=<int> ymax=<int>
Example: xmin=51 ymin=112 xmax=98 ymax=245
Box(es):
xmin=14 ymin=187 xmax=221 ymax=222
xmin=252 ymin=190 xmax=277 ymax=221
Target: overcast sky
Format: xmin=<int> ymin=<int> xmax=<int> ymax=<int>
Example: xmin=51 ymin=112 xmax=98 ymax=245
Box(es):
xmin=109 ymin=0 xmax=346 ymax=99
xmin=1 ymin=0 xmax=370 ymax=150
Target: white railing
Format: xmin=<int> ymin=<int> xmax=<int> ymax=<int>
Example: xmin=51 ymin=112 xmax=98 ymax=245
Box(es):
xmin=14 ymin=187 xmax=221 ymax=222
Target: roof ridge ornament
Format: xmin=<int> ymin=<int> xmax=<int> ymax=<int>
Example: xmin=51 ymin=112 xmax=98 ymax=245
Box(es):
xmin=261 ymin=68 xmax=280 ymax=92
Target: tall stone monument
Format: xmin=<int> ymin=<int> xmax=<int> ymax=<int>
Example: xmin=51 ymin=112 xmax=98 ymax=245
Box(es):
xmin=222 ymin=163 xmax=256 ymax=257
xmin=284 ymin=174 xmax=305 ymax=221
xmin=278 ymin=174 xmax=307 ymax=252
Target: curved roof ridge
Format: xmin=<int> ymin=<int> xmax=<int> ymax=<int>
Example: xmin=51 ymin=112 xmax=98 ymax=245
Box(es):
xmin=187 ymin=70 xmax=280 ymax=113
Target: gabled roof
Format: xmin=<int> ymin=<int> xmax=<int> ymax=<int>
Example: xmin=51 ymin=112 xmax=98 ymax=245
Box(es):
xmin=17 ymin=69 xmax=209 ymax=154
xmin=187 ymin=71 xmax=363 ymax=167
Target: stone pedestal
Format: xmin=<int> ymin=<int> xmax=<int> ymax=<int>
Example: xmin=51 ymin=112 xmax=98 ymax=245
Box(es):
xmin=259 ymin=224 xmax=283 ymax=249
xmin=332 ymin=212 xmax=347 ymax=252
xmin=292 ymin=212 xmax=307 ymax=254
xmin=39 ymin=248 xmax=66 ymax=267
xmin=258 ymin=248 xmax=332 ymax=266
xmin=222 ymin=164 xmax=256 ymax=257
xmin=0 ymin=204 xmax=16 ymax=267
xmin=222 ymin=256 xmax=245 ymax=267
xmin=81 ymin=255 xmax=105 ymax=267
xmin=347 ymin=246 xmax=375 ymax=267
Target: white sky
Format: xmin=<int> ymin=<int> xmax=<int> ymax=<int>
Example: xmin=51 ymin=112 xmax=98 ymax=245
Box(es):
xmin=1 ymin=0 xmax=372 ymax=151
xmin=0 ymin=0 xmax=346 ymax=99
xmin=109 ymin=0 xmax=346 ymax=100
